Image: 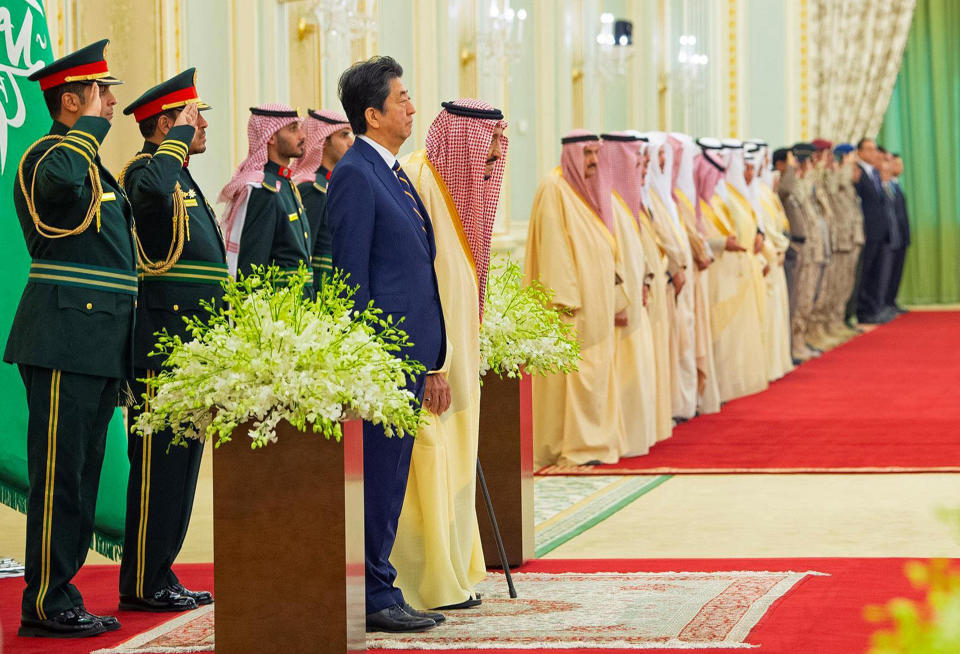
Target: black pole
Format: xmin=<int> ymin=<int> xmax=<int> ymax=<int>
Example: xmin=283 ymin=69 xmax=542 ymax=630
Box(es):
xmin=476 ymin=460 xmax=517 ymax=598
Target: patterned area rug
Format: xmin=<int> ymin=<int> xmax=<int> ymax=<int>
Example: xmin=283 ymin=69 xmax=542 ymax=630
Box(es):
xmin=92 ymin=605 xmax=214 ymax=654
xmin=533 ymin=475 xmax=670 ymax=557
xmin=92 ymin=570 xmax=823 ymax=651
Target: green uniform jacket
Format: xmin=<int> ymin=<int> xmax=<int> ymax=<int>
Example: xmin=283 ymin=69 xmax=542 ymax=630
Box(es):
xmin=237 ymin=160 xmax=312 ymax=283
xmin=123 ymin=125 xmax=228 ymax=370
xmin=5 ymin=117 xmax=137 ymax=379
xmin=298 ymin=166 xmax=333 ymax=288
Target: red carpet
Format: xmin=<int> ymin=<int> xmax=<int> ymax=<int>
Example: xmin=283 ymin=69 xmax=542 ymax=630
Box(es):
xmin=1 ymin=559 xmax=928 ymax=653
xmin=540 ymin=311 xmax=960 ymax=474
xmin=0 ymin=564 xmax=213 ymax=654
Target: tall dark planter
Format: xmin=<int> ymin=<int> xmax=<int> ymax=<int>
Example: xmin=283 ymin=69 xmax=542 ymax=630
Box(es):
xmin=475 ymin=373 xmax=534 ymax=567
xmin=213 ymin=419 xmax=365 ymax=653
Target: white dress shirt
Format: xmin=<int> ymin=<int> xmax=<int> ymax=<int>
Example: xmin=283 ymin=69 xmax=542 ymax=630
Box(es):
xmin=358 ymin=134 xmax=398 ymax=172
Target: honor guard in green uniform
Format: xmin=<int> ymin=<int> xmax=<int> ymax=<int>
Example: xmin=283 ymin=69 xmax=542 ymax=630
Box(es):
xmin=289 ymin=109 xmax=353 ymax=288
xmin=6 ymin=40 xmax=132 ymax=639
xmin=219 ymin=104 xmax=312 ymax=295
xmin=116 ymin=69 xmax=224 ymax=613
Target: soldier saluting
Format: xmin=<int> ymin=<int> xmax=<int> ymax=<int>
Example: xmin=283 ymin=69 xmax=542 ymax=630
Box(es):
xmin=116 ymin=69 xmax=224 ymax=613
xmin=6 ymin=39 xmax=133 ymax=639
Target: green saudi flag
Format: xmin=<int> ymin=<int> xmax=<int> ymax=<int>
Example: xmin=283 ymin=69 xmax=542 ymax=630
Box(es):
xmin=1 ymin=0 xmax=130 ymax=559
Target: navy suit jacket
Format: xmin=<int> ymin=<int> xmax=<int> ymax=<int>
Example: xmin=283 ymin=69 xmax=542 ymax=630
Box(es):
xmin=855 ymin=163 xmax=892 ymax=244
xmin=327 ymin=137 xmax=446 ymax=383
xmin=892 ymin=181 xmax=911 ymax=248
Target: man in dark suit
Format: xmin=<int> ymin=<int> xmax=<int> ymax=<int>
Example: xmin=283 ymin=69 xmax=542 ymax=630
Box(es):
xmin=885 ymin=154 xmax=910 ymax=313
xmin=327 ymin=56 xmax=450 ymax=633
xmin=853 ymin=138 xmax=897 ymax=324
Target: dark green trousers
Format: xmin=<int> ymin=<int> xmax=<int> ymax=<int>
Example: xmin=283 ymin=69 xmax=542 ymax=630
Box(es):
xmin=119 ymin=368 xmax=203 ymax=598
xmin=19 ymin=365 xmax=120 ymax=620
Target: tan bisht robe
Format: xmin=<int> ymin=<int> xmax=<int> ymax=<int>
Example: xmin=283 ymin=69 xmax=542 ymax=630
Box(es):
xmin=648 ymin=189 xmax=698 ymax=420
xmin=674 ymin=189 xmax=721 ymax=414
xmin=701 ymin=194 xmax=768 ymax=402
xmin=612 ymin=193 xmax=657 ymax=455
xmin=524 ymin=168 xmax=625 ymax=467
xmin=392 ymin=151 xmax=485 ymax=609
xmin=636 ymin=207 xmax=674 ymax=442
xmin=756 ymin=185 xmax=795 ymax=380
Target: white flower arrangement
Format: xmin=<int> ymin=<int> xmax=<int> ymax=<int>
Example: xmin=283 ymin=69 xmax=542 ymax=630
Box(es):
xmin=133 ymin=265 xmax=425 ymax=449
xmin=479 ymin=256 xmax=581 ymax=379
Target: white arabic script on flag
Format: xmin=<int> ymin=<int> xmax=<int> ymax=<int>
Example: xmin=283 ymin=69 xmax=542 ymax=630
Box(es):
xmin=0 ymin=0 xmax=48 ymax=174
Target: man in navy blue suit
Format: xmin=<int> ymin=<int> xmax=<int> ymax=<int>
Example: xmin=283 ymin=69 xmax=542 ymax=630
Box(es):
xmin=853 ymin=138 xmax=898 ymax=324
xmin=327 ymin=56 xmax=450 ymax=634
xmin=885 ymin=153 xmax=910 ymax=314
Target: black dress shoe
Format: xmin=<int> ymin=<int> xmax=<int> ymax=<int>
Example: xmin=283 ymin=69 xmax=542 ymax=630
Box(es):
xmin=18 ymin=608 xmax=107 ymax=638
xmin=400 ymin=602 xmax=445 ymax=623
xmin=366 ymin=604 xmax=436 ymax=633
xmin=433 ymin=595 xmax=482 ymax=610
xmin=76 ymin=605 xmax=121 ymax=631
xmin=119 ymin=587 xmax=198 ymax=612
xmin=170 ymin=583 xmax=213 ymax=606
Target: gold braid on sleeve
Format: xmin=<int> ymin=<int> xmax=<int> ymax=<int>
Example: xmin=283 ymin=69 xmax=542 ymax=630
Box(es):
xmin=18 ymin=135 xmax=105 ymax=238
xmin=118 ymin=153 xmax=190 ymax=275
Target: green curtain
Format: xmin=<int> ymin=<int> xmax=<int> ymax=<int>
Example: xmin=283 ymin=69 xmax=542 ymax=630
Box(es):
xmin=878 ymin=0 xmax=960 ymax=304
xmin=0 ymin=1 xmax=129 ymax=560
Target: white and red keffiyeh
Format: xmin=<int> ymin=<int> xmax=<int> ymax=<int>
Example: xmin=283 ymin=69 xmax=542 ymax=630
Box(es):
xmin=218 ymin=103 xmax=301 ymax=275
xmin=601 ymin=132 xmax=645 ymax=221
xmin=425 ymin=98 xmax=509 ymax=319
xmin=561 ymin=130 xmax=613 ymax=234
xmin=290 ymin=109 xmax=350 ymax=185
xmin=693 ymin=137 xmax=726 ymax=223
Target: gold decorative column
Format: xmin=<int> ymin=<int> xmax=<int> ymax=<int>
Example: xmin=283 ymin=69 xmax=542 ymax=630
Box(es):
xmin=535 ymin=0 xmax=557 ymax=179
xmin=288 ymin=1 xmax=322 ymax=111
xmin=799 ymin=0 xmax=809 ymax=140
xmin=412 ymin=0 xmax=440 ymax=147
xmin=458 ymin=0 xmax=478 ymax=99
xmin=727 ymin=0 xmax=738 ymax=138
xmin=71 ymin=0 xmax=163 ymax=171
xmin=657 ymin=0 xmax=670 ymax=131
xmin=571 ymin=0 xmax=584 ymax=128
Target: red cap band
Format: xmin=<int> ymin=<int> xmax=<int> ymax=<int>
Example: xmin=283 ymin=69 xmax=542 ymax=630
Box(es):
xmin=38 ymin=60 xmax=110 ymax=91
xmin=132 ymin=86 xmax=200 ymax=122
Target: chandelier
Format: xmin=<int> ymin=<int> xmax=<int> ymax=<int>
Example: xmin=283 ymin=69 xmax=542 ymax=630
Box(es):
xmin=589 ymin=13 xmax=633 ymax=80
xmin=295 ymin=0 xmax=378 ymax=46
xmin=670 ymin=34 xmax=709 ymax=105
xmin=475 ymin=0 xmax=528 ymax=81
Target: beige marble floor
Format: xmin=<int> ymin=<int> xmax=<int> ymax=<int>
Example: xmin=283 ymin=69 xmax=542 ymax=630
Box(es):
xmin=3 ymin=454 xmax=960 ymax=565
xmin=546 ymin=473 xmax=960 ymax=559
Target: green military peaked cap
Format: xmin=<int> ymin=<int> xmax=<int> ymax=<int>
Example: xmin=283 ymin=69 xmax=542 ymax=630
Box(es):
xmin=123 ymin=68 xmax=211 ymax=123
xmin=28 ymin=39 xmax=123 ymax=91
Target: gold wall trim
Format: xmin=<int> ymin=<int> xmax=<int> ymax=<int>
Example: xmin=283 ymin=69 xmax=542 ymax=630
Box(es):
xmin=174 ymin=0 xmax=181 ymax=70
xmin=727 ymin=0 xmax=738 ymax=138
xmin=57 ymin=0 xmax=64 ymax=56
xmin=657 ymin=0 xmax=668 ymax=131
xmin=228 ymin=0 xmax=238 ymax=166
xmin=799 ymin=0 xmax=809 ymax=140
